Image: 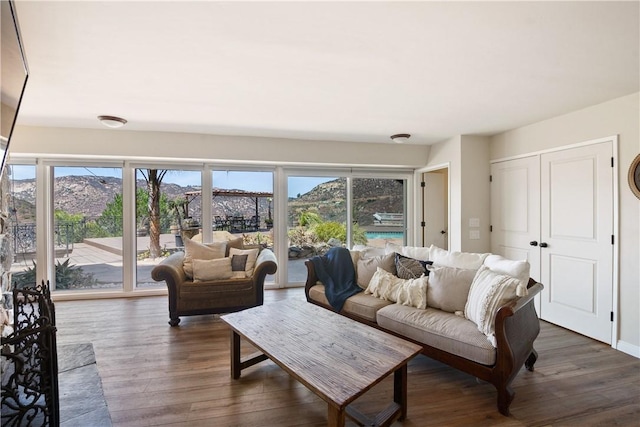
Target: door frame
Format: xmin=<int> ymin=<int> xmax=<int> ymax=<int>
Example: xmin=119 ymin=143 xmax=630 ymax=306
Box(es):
xmin=490 ymin=135 xmax=619 ymax=348
xmin=414 ymin=163 xmax=450 ymax=250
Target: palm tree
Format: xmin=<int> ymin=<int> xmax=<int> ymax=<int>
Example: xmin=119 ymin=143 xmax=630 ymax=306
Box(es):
xmin=138 ymin=169 xmax=167 ymax=258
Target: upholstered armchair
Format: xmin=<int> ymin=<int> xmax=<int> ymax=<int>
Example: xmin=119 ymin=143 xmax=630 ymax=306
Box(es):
xmin=151 ymin=238 xmax=278 ymax=326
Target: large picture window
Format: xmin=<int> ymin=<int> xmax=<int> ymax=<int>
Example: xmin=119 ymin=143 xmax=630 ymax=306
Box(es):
xmin=7 ymin=159 xmax=412 ymax=294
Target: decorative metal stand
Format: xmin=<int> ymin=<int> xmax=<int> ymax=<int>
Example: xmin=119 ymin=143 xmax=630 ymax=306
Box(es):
xmin=1 ymin=281 xmax=59 ymax=426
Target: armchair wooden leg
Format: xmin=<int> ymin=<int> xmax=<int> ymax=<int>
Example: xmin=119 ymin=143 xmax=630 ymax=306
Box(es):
xmin=169 ymin=316 xmax=180 ymax=327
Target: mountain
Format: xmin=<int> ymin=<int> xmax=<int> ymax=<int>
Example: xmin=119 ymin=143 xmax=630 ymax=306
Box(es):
xmin=9 ymin=176 xmax=403 ymax=227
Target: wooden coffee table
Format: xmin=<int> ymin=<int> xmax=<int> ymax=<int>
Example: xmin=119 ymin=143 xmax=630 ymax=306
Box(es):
xmin=221 ymin=300 xmax=422 ymax=427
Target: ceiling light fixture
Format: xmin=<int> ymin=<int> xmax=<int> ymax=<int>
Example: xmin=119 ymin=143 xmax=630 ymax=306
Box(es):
xmin=98 ymin=115 xmax=127 ymax=128
xmin=390 ymin=133 xmax=411 ymax=144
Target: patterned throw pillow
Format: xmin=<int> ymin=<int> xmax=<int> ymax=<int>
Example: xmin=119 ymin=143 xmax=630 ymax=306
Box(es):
xmin=364 ymin=267 xmax=427 ymax=309
xmin=394 ymin=253 xmax=432 ymax=279
xmin=464 ymin=265 xmax=520 ymax=346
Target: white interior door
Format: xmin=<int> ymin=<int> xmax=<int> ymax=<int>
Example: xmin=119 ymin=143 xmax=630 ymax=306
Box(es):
xmin=490 ymin=156 xmax=541 ymax=282
xmin=423 ymin=170 xmax=448 ymax=249
xmin=539 ymin=142 xmax=613 ymax=344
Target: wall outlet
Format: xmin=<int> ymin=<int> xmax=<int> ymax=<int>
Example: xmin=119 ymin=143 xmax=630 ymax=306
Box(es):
xmin=469 ymin=230 xmax=480 ymax=240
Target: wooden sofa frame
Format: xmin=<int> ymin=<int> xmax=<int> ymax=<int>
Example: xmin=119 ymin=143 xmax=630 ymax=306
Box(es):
xmin=304 ymin=260 xmax=543 ymax=416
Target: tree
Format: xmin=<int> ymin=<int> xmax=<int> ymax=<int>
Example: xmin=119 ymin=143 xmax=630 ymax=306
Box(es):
xmin=138 ymin=169 xmax=168 ymax=258
xmin=100 ymin=189 xmax=171 ymax=237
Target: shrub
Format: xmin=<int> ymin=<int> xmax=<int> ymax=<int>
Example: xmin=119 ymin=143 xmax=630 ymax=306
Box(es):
xmin=12 ymin=259 xmax=99 ymax=290
xmin=314 ymin=221 xmax=346 ymax=243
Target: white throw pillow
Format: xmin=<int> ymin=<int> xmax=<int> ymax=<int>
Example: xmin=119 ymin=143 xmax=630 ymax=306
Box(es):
xmin=483 ymin=254 xmax=530 ymax=294
xmin=183 ymin=238 xmax=226 ymax=278
xmin=429 ymin=245 xmax=489 ymax=270
xmin=192 ymin=257 xmax=233 ymax=282
xmin=464 ymin=265 xmax=521 ymax=347
xmin=385 ymin=243 xmax=431 ymax=261
xmin=228 ymin=247 xmax=259 ymax=278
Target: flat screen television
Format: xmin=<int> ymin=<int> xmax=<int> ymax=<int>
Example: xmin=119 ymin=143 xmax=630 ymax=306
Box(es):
xmin=1 ymin=0 xmax=29 ymax=176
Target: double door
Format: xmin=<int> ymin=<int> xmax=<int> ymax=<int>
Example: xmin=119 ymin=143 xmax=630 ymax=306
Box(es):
xmin=491 ymin=140 xmax=614 ymax=344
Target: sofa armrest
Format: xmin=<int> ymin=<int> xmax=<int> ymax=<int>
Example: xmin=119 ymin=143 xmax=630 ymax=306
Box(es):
xmin=493 ymin=281 xmax=543 ymax=394
xmin=304 ymin=259 xmax=319 ymax=301
xmin=251 ymin=249 xmax=278 ymax=305
xmin=151 ymin=251 xmax=187 ymax=289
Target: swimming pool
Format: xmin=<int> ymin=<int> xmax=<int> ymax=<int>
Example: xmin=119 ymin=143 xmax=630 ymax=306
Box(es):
xmin=365 ymin=231 xmax=404 ymax=240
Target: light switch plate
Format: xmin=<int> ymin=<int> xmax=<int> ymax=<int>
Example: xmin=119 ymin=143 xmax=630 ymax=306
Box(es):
xmin=469 ymin=218 xmax=480 ymax=228
xmin=469 ymin=230 xmax=480 ymax=240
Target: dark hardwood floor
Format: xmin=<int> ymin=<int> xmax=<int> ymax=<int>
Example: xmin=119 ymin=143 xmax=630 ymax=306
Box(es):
xmin=53 ymin=288 xmax=640 ymax=426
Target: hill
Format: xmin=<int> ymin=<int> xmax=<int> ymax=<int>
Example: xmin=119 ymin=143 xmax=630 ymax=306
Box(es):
xmin=8 ymin=176 xmax=403 ymax=228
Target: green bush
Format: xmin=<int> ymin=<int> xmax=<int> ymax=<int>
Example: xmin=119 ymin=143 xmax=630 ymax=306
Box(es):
xmin=12 ymin=259 xmax=98 ymax=290
xmin=314 ymin=221 xmax=346 ymax=243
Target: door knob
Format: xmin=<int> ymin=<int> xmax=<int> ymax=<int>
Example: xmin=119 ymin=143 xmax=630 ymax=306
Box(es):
xmin=529 ymin=241 xmax=538 ymax=246
xmin=440 ymin=230 xmax=446 ymax=234
xmin=539 ymin=242 xmax=548 ymax=248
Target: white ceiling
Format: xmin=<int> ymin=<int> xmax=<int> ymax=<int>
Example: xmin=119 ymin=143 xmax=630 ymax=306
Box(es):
xmin=13 ymin=1 xmax=640 ymax=145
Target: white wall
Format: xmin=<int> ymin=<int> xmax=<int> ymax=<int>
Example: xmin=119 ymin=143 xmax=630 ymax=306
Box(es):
xmin=423 ymin=134 xmax=491 ymax=253
xmin=491 ymin=92 xmax=640 ymax=355
xmin=10 ymin=126 xmax=430 ymax=169
xmin=460 ymin=135 xmax=491 ymax=253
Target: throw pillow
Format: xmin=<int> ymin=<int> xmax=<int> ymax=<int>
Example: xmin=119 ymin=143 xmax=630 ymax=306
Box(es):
xmin=365 ymin=267 xmax=402 ymax=301
xmin=229 ymin=247 xmax=259 ymax=278
xmin=395 ymin=275 xmax=428 ymax=309
xmin=464 ymin=265 xmax=521 ymax=346
xmin=365 ymin=267 xmax=427 ymax=309
xmin=231 ymin=254 xmax=249 ymax=279
xmin=429 ymin=245 xmax=489 ymax=270
xmin=225 ymin=237 xmax=244 ymax=256
xmin=385 ymin=242 xmax=430 ymax=261
xmin=483 ymin=254 xmax=530 ymax=296
xmin=352 ymin=245 xmax=387 ymax=258
xmin=356 ymin=252 xmax=396 ymax=289
xmin=183 ymin=238 xmax=226 ymax=278
xmin=192 ymin=257 xmax=233 ymax=282
xmin=426 ymin=266 xmax=477 ymax=313
xmin=395 ymin=253 xmax=432 ymax=279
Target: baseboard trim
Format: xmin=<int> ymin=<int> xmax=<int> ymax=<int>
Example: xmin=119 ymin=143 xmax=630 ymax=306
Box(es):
xmin=616 ymin=340 xmax=640 ymax=359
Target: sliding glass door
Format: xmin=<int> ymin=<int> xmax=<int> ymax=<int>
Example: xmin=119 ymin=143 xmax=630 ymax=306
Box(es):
xmin=135 ymin=168 xmax=201 ymax=288
xmin=211 ymin=169 xmax=275 ymax=284
xmin=286 ymin=176 xmax=347 ymax=283
xmin=352 ymin=177 xmax=406 ymax=249
xmin=51 ymin=166 xmax=124 ymax=292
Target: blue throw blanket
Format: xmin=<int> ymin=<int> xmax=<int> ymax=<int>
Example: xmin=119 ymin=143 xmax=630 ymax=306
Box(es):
xmin=310 ymin=247 xmax=362 ymax=312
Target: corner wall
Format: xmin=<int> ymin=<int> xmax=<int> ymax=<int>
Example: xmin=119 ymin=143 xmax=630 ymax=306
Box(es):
xmin=423 ymin=135 xmax=491 ymax=253
xmin=490 ymin=92 xmax=640 ymax=356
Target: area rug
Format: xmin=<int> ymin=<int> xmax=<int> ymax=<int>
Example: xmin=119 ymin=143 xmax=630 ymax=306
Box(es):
xmin=58 ymin=343 xmax=112 ymax=427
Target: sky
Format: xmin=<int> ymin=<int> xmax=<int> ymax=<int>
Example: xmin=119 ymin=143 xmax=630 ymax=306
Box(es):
xmin=9 ymin=165 xmax=334 ymax=198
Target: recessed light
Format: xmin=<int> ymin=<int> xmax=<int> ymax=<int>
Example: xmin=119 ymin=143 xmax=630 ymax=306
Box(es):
xmin=98 ymin=115 xmax=127 ymax=128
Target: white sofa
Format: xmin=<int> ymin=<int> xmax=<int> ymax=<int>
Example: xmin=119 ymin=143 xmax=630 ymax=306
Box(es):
xmin=304 ymin=244 xmax=543 ymax=416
